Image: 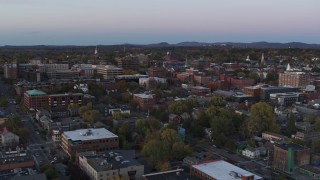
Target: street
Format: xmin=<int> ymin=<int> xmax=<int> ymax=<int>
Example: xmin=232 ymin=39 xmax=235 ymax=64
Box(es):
xmin=0 ymin=76 xmax=69 ymax=179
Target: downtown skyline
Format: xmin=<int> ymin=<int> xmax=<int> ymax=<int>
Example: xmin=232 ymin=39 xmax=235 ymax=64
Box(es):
xmin=1 ymin=0 xmax=320 ymax=45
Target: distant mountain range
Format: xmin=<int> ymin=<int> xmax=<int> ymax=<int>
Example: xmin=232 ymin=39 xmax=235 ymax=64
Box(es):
xmin=147 ymin=41 xmax=320 ymax=49
xmin=2 ymin=41 xmax=320 ymax=49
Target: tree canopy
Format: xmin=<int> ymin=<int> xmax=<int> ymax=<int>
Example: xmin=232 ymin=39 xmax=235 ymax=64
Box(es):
xmin=246 ymin=102 xmax=279 ymax=136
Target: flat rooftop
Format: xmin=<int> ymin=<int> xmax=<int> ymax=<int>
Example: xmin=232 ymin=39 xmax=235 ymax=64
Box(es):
xmin=276 ymin=143 xmax=306 ymax=151
xmin=134 ymin=94 xmax=154 ymax=99
xmin=79 ymin=150 xmax=142 ymax=172
xmin=63 ymin=128 xmax=118 ymax=141
xmin=261 ymin=86 xmax=297 ymax=90
xmin=25 ymin=89 xmax=47 ymax=96
xmin=191 ymin=160 xmax=262 ymax=180
xmin=48 ymin=93 xmax=83 ymax=97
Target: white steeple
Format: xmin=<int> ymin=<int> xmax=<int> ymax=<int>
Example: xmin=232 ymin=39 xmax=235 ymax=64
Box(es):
xmin=246 ymin=55 xmax=250 ymax=62
xmin=286 ymin=63 xmax=291 ymax=71
xmin=185 ymin=57 xmax=189 ymax=67
xmin=94 ymin=46 xmax=98 ymax=55
xmin=261 ymin=53 xmax=265 ymax=65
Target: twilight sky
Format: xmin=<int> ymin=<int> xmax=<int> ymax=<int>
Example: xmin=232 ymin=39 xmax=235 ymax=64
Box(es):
xmin=1 ymin=0 xmax=320 ymax=45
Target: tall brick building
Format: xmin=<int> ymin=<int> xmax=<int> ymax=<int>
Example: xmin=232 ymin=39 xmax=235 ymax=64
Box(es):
xmin=279 ymin=71 xmax=310 ymax=88
xmin=24 ymin=89 xmax=48 ymax=110
xmin=273 ymin=144 xmax=310 ymax=173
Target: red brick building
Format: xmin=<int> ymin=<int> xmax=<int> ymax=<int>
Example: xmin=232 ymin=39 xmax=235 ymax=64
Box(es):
xmin=148 ymin=67 xmax=166 ymax=78
xmin=48 ymin=93 xmax=84 ymax=110
xmin=3 ymin=63 xmax=18 ymax=80
xmin=279 ymin=71 xmax=310 ymax=88
xmin=61 ymin=128 xmax=119 ymax=156
xmin=273 ymin=144 xmax=310 ymax=173
xmin=133 ymin=94 xmax=155 ymax=111
xmin=24 ymin=90 xmax=85 ymax=110
xmin=24 ymin=89 xmax=48 ymax=110
xmin=220 ymin=75 xmax=255 ymax=90
xmin=243 ymin=86 xmax=261 ymax=97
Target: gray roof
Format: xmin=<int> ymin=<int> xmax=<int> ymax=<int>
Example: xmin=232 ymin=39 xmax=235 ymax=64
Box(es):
xmin=80 ymin=150 xmax=142 ymax=172
xmin=11 ymin=173 xmax=47 ymax=180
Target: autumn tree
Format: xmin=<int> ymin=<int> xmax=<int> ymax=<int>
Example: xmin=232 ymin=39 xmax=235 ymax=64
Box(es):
xmin=206 ymin=96 xmax=224 ymax=107
xmin=82 ymin=110 xmax=100 ymax=123
xmin=142 ymin=128 xmax=191 ymax=170
xmin=168 ymin=99 xmax=197 ymax=115
xmin=246 ymin=102 xmax=279 ymax=136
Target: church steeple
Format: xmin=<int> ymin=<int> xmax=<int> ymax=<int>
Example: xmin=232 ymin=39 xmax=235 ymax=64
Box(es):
xmin=261 ymin=53 xmax=265 ymax=65
xmin=185 ymin=57 xmax=189 ymax=68
xmin=246 ymin=55 xmax=250 ymax=62
xmin=286 ymin=63 xmax=291 ymax=71
xmin=94 ymin=46 xmax=98 ymax=55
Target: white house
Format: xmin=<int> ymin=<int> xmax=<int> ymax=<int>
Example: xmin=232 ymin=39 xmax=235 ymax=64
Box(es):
xmin=242 ymin=147 xmax=260 ymax=159
xmin=1 ymin=127 xmax=19 ymax=147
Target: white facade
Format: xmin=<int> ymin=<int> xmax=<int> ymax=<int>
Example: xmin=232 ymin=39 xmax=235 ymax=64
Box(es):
xmin=1 ymin=130 xmax=19 ymax=147
xmin=96 ymin=65 xmax=123 ymax=79
xmin=242 ymin=147 xmax=260 ymax=159
xmin=52 ymin=130 xmax=61 ymax=142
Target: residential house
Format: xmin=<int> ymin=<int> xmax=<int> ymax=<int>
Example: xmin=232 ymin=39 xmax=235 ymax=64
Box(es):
xmin=242 ymin=147 xmax=260 ymax=159
xmin=168 ymin=114 xmax=182 ymax=126
xmin=1 ymin=128 xmax=19 ymax=147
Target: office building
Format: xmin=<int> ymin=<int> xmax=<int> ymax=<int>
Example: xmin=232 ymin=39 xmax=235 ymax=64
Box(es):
xmin=24 ymin=89 xmax=48 ymax=110
xmin=273 ymin=144 xmax=310 ymax=173
xmin=270 ymin=92 xmax=305 ymax=106
xmin=97 ymin=65 xmax=123 ymax=80
xmin=46 ymin=70 xmax=80 ymax=79
xmin=48 ymin=93 xmax=83 ymax=110
xmin=61 ymin=128 xmax=119 ymax=156
xmin=116 ymin=56 xmax=139 ymax=70
xmin=279 ymin=71 xmax=310 ymax=88
xmin=78 ymin=150 xmax=144 ymax=180
xmin=3 ymin=63 xmax=18 ymax=80
xmin=190 ymin=160 xmax=262 ymax=180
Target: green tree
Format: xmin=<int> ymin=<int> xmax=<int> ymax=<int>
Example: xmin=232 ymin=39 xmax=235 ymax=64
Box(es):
xmin=248 ymin=72 xmax=260 ymax=83
xmin=0 ymin=97 xmax=8 ymax=107
xmin=168 ymin=101 xmax=188 ymax=115
xmin=118 ymin=123 xmax=130 ymax=139
xmin=286 ymin=113 xmax=297 ymax=136
xmin=83 ymin=110 xmax=100 ymax=123
xmin=237 ymin=72 xmax=246 ymax=78
xmin=161 ymin=128 xmax=180 ymax=145
xmin=79 ymin=105 xmax=91 ymax=117
xmin=312 ymin=137 xmax=320 ymax=154
xmin=314 ymin=120 xmax=320 ymax=131
xmin=40 ymin=163 xmax=59 ymax=180
xmin=206 ymin=96 xmax=224 ymax=107
xmin=17 ymin=127 xmax=30 ymax=143
xmin=247 ymin=102 xmax=279 ymax=136
xmin=142 ymin=128 xmax=191 ymax=170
